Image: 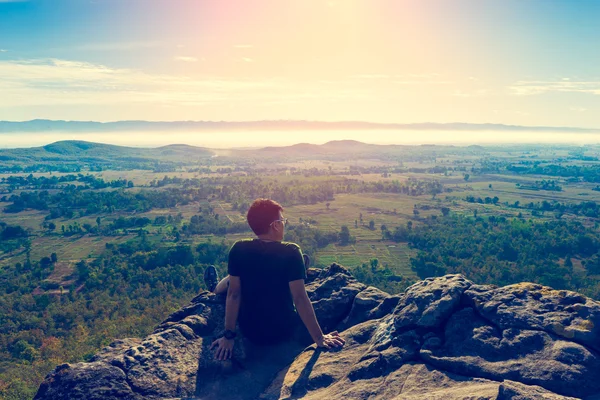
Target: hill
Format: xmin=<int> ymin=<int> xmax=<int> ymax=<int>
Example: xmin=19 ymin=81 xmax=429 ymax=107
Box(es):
xmin=35 ymin=266 xmax=600 ymax=399
xmin=0 ymin=139 xmax=462 ymax=170
xmin=0 ymin=140 xmax=215 ymax=170
xmin=2 ymin=119 xmax=598 ymax=134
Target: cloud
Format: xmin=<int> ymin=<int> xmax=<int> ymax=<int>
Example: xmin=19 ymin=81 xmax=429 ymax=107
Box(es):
xmin=0 ymin=57 xmax=372 ymax=109
xmin=234 ymin=44 xmax=253 ymax=49
xmin=452 ymin=89 xmax=488 ymax=98
xmin=175 ymin=56 xmax=198 ymax=62
xmin=63 ymin=41 xmax=164 ymax=52
xmin=350 ymin=73 xmax=449 ymax=85
xmin=241 ymin=57 xmax=253 ymax=63
xmin=0 ymin=49 xmax=7 ymax=52
xmin=510 ymin=80 xmax=600 ymax=96
xmin=351 ymin=74 xmax=390 ymax=80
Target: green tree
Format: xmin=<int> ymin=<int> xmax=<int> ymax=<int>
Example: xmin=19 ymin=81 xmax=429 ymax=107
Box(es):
xmin=339 ymin=225 xmax=351 ymax=245
xmin=380 ymin=224 xmax=388 ymax=239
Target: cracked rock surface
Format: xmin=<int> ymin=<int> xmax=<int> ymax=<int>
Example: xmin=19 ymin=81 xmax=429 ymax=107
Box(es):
xmin=35 ymin=267 xmax=600 ymax=400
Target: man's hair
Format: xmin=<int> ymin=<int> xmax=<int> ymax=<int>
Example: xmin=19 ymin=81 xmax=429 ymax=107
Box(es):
xmin=247 ymin=198 xmax=284 ymax=235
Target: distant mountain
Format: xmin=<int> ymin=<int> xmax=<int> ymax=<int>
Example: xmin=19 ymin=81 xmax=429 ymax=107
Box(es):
xmin=0 ymin=139 xmax=466 ymax=170
xmin=256 ymin=140 xmax=382 ymax=157
xmin=1 ymin=120 xmax=598 ymax=133
xmin=0 ymin=140 xmax=215 ymax=167
xmin=42 ymin=140 xmax=137 ymax=156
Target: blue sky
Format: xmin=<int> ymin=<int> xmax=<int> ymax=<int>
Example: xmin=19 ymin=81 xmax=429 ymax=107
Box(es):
xmin=0 ymin=0 xmax=599 ymax=128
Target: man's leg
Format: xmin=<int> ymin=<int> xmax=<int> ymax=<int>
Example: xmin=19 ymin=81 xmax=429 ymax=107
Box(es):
xmin=203 ymin=265 xmax=229 ymax=294
xmin=303 ymin=254 xmax=311 ymax=270
xmin=213 ymin=276 xmax=230 ymax=294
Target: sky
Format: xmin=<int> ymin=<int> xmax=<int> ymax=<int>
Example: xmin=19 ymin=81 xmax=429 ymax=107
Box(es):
xmin=0 ymin=0 xmax=599 ymax=132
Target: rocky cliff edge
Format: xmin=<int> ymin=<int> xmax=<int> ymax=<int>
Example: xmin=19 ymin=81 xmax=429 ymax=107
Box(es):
xmin=34 ymin=264 xmax=600 ymax=400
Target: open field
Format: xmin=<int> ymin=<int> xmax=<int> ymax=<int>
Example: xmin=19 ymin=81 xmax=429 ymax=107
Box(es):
xmin=3 ymin=142 xmax=600 ymax=276
xmin=315 ymin=242 xmax=415 ymax=276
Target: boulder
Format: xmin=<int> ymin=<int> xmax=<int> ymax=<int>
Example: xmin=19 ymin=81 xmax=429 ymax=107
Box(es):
xmin=464 ymin=282 xmax=600 ymax=352
xmin=420 ymin=307 xmax=600 ymax=398
xmin=34 ymin=363 xmax=139 ymax=400
xmin=35 ymin=269 xmax=600 ymax=400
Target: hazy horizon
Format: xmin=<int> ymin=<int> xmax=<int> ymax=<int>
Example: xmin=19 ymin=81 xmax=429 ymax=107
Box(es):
xmin=2 ymin=129 xmax=600 ymax=150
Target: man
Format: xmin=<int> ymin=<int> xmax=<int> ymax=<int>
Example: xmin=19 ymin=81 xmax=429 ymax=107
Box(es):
xmin=207 ymin=198 xmax=344 ymax=361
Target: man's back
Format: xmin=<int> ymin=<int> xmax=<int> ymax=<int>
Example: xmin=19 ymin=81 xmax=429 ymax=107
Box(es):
xmin=228 ymin=239 xmax=306 ymax=345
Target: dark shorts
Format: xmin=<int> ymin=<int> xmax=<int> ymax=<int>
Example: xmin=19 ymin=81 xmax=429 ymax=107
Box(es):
xmin=240 ymin=312 xmax=312 ymax=347
xmin=196 ymin=331 xmax=308 ymax=399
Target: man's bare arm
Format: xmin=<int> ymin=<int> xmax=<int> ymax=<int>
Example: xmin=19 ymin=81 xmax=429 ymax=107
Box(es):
xmin=289 ymin=279 xmax=345 ymax=349
xmin=225 ymin=275 xmax=241 ymax=331
xmin=211 ymin=275 xmax=242 ymax=360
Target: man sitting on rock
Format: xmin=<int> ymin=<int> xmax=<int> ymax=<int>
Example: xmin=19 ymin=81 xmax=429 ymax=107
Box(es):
xmin=206 ymin=198 xmax=344 ymax=361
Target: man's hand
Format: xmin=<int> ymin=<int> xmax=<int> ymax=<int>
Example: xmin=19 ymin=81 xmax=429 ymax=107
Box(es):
xmin=315 ymin=331 xmax=345 ymax=349
xmin=210 ymin=337 xmax=235 ymax=360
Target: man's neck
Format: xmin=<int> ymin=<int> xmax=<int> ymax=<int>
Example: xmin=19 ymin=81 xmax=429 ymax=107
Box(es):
xmin=257 ymin=234 xmax=281 ymax=242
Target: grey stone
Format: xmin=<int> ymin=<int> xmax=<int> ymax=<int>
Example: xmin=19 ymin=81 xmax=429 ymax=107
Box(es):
xmin=497 ymin=380 xmax=580 ymax=399
xmin=301 ymin=363 xmax=502 ymax=400
xmin=35 ymin=272 xmax=600 ymax=400
xmin=465 ymin=282 xmax=600 ymax=352
xmin=420 ymin=307 xmax=600 ymax=398
xmin=393 ymin=274 xmax=472 ymax=331
xmin=338 ymin=285 xmax=402 ymax=330
xmin=33 ymin=362 xmax=139 ymax=400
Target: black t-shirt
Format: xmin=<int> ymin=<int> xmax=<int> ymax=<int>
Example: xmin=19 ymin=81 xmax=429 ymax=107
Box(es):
xmin=228 ymin=239 xmax=306 ymax=345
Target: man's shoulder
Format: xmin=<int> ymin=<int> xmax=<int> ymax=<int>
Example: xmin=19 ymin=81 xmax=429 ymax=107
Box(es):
xmin=231 ymin=239 xmax=301 ymax=254
xmin=233 ymin=238 xmax=256 ymax=245
xmin=280 ymin=241 xmax=301 ymax=252
xmin=230 ymin=238 xmax=255 ymax=251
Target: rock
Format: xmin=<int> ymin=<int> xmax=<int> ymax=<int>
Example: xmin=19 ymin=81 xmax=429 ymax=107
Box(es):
xmin=35 ymin=271 xmax=600 ymax=400
xmin=125 ymin=328 xmax=204 ymax=398
xmin=300 ymin=363 xmax=502 ymax=400
xmin=34 ymin=362 xmax=139 ymax=400
xmin=497 ymin=380 xmax=580 ymax=400
xmin=465 ymin=282 xmax=600 ymax=353
xmin=338 ymin=286 xmax=402 ymax=331
xmin=420 ymin=307 xmax=600 ymax=398
xmin=393 ymin=274 xmax=472 ymax=331
xmin=91 ymin=338 xmax=142 ymax=364
xmin=305 ymin=263 xmax=366 ymax=332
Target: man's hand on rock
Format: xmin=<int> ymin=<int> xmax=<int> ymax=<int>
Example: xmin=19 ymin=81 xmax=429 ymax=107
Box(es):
xmin=316 ymin=331 xmax=345 ymax=349
xmin=210 ymin=337 xmax=234 ymax=361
